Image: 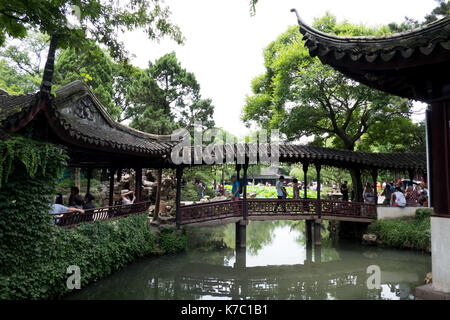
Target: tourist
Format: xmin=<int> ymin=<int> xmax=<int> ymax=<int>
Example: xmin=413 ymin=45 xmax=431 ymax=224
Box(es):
xmin=418 ymin=191 xmax=428 ymax=207
xmin=55 ymin=193 xmax=63 ymax=205
xmin=49 ymin=196 xmax=85 ymax=214
xmin=49 ymin=195 xmax=84 ymax=225
xmin=68 ymin=186 xmax=80 ymax=206
xmin=276 ymin=176 xmax=287 ymax=200
xmin=121 ymin=190 xmax=136 ymax=205
xmin=405 ymin=185 xmax=419 ymax=207
xmin=363 ymin=184 xmax=374 ymax=204
xmin=381 ymin=183 xmax=393 ymax=205
xmin=197 ymin=182 xmax=205 ymax=199
xmin=389 ymin=182 xmax=395 ymax=193
xmin=292 ymin=178 xmax=300 ymax=199
xmin=340 ymin=181 xmax=349 ymax=202
xmin=83 ymin=193 xmax=96 ymax=210
xmin=275 ymin=176 xmax=287 ymax=212
xmin=218 ymin=184 xmax=224 ymax=196
xmin=71 ymin=194 xmax=84 ymax=209
xmin=231 ymin=175 xmax=240 ymax=200
xmin=391 ymin=187 xmax=406 ymax=207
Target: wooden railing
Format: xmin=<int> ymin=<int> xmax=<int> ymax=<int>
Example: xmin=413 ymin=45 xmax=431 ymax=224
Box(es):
xmin=52 ymin=201 xmax=152 ymax=228
xmin=179 ymin=200 xmax=242 ymax=225
xmin=180 ymin=198 xmax=377 ymax=225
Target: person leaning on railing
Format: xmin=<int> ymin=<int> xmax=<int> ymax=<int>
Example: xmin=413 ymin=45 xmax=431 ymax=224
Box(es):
xmin=48 ymin=195 xmax=85 ymax=224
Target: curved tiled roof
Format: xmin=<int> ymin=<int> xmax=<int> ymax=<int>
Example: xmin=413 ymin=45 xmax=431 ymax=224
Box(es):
xmin=49 ymin=81 xmax=176 ymax=156
xmin=290 ymin=9 xmax=450 ymax=101
xmin=179 ymin=143 xmax=426 ymax=170
xmin=277 ymin=144 xmax=425 ymax=170
xmin=0 ymin=92 xmax=38 ymax=130
xmin=291 ymin=9 xmax=450 ymax=64
xmin=0 ymin=81 xmax=176 ymax=157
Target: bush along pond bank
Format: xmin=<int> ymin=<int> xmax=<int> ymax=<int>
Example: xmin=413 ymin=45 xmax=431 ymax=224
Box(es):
xmin=0 ymin=137 xmax=187 ymax=300
xmin=363 ymin=208 xmax=432 ymax=252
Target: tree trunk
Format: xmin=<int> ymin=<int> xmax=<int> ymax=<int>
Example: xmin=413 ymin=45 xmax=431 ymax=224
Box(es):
xmin=349 ymin=168 xmax=363 ymax=202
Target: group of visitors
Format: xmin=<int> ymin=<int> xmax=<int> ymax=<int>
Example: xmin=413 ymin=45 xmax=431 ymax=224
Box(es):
xmin=380 ymin=181 xmax=428 ymax=207
xmin=227 ymin=173 xmax=428 ymax=209
xmin=49 ymin=186 xmax=96 ymax=215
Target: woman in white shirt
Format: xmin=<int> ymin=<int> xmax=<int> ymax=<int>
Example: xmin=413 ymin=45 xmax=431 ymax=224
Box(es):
xmin=391 ymin=187 xmax=406 ymax=207
xmin=121 ymin=190 xmax=136 ymax=205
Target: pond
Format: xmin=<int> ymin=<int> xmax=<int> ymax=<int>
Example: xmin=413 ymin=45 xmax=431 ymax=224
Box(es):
xmin=68 ymin=220 xmax=430 ymax=300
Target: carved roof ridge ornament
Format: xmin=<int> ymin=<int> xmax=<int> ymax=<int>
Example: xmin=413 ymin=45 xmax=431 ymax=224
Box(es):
xmin=54 ymin=80 xmax=175 ymax=142
xmin=290 ymin=8 xmax=450 ymax=63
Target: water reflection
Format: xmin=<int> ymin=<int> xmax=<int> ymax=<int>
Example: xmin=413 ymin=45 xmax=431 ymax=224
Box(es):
xmin=68 ymin=221 xmax=430 ymax=300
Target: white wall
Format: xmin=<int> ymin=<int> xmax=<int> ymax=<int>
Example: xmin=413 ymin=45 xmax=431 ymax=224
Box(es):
xmin=431 ymin=216 xmax=450 ymax=293
xmin=377 ymin=206 xmax=418 ymax=220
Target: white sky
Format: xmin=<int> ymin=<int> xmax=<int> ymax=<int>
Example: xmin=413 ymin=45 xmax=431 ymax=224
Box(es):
xmin=121 ymin=0 xmax=436 ymax=137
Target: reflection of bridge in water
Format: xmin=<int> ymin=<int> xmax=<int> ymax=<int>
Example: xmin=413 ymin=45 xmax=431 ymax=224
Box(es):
xmin=146 ymin=246 xmax=425 ymax=300
xmin=180 ymin=198 xmax=377 ymax=248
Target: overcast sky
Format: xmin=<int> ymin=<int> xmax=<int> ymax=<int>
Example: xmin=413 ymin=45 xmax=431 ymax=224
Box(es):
xmin=121 ymin=0 xmax=436 ymax=138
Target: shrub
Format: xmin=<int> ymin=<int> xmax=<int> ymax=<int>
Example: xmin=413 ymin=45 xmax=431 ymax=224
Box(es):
xmin=415 ymin=208 xmax=432 ymax=221
xmin=159 ymin=227 xmax=188 ymax=254
xmin=367 ymin=208 xmax=431 ymax=252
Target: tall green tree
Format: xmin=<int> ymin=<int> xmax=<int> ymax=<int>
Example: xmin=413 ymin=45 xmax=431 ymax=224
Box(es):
xmin=0 ymin=0 xmax=183 ymax=61
xmin=242 ymin=15 xmax=413 ymax=201
xmin=128 ymin=52 xmax=215 ymax=135
xmin=425 ymin=0 xmax=450 ymax=23
xmin=359 ymin=119 xmax=426 ymax=153
xmin=54 ymin=41 xmax=118 ymax=118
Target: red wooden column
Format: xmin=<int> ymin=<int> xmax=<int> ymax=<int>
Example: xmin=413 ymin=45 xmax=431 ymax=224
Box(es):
xmin=175 ymin=167 xmax=184 ymax=228
xmin=303 ymin=162 xmax=309 ymax=199
xmin=314 ymin=163 xmax=322 ymax=246
xmin=86 ymin=167 xmax=92 ymax=194
xmin=135 ymin=167 xmax=142 ymax=202
xmin=242 ymin=159 xmax=249 ymax=219
xmin=371 ymin=169 xmax=378 ymax=205
xmin=153 ymin=168 xmax=163 ymax=219
xmin=108 ymin=167 xmax=115 ymax=207
xmin=428 ymin=101 xmax=450 ymax=216
xmin=303 ymin=162 xmax=312 ymax=246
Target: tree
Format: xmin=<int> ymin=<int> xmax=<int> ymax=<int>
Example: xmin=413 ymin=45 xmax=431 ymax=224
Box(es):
xmin=242 ymin=15 xmax=412 ymax=201
xmin=0 ymin=0 xmax=183 ymax=61
xmin=128 ymin=52 xmax=215 ymax=134
xmin=358 ymin=119 xmax=426 ymax=153
xmin=0 ymin=31 xmax=48 ymax=93
xmin=425 ymin=0 xmax=450 ymax=23
xmin=53 ymin=41 xmax=119 ymax=118
xmin=0 ymin=59 xmax=39 ymax=94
